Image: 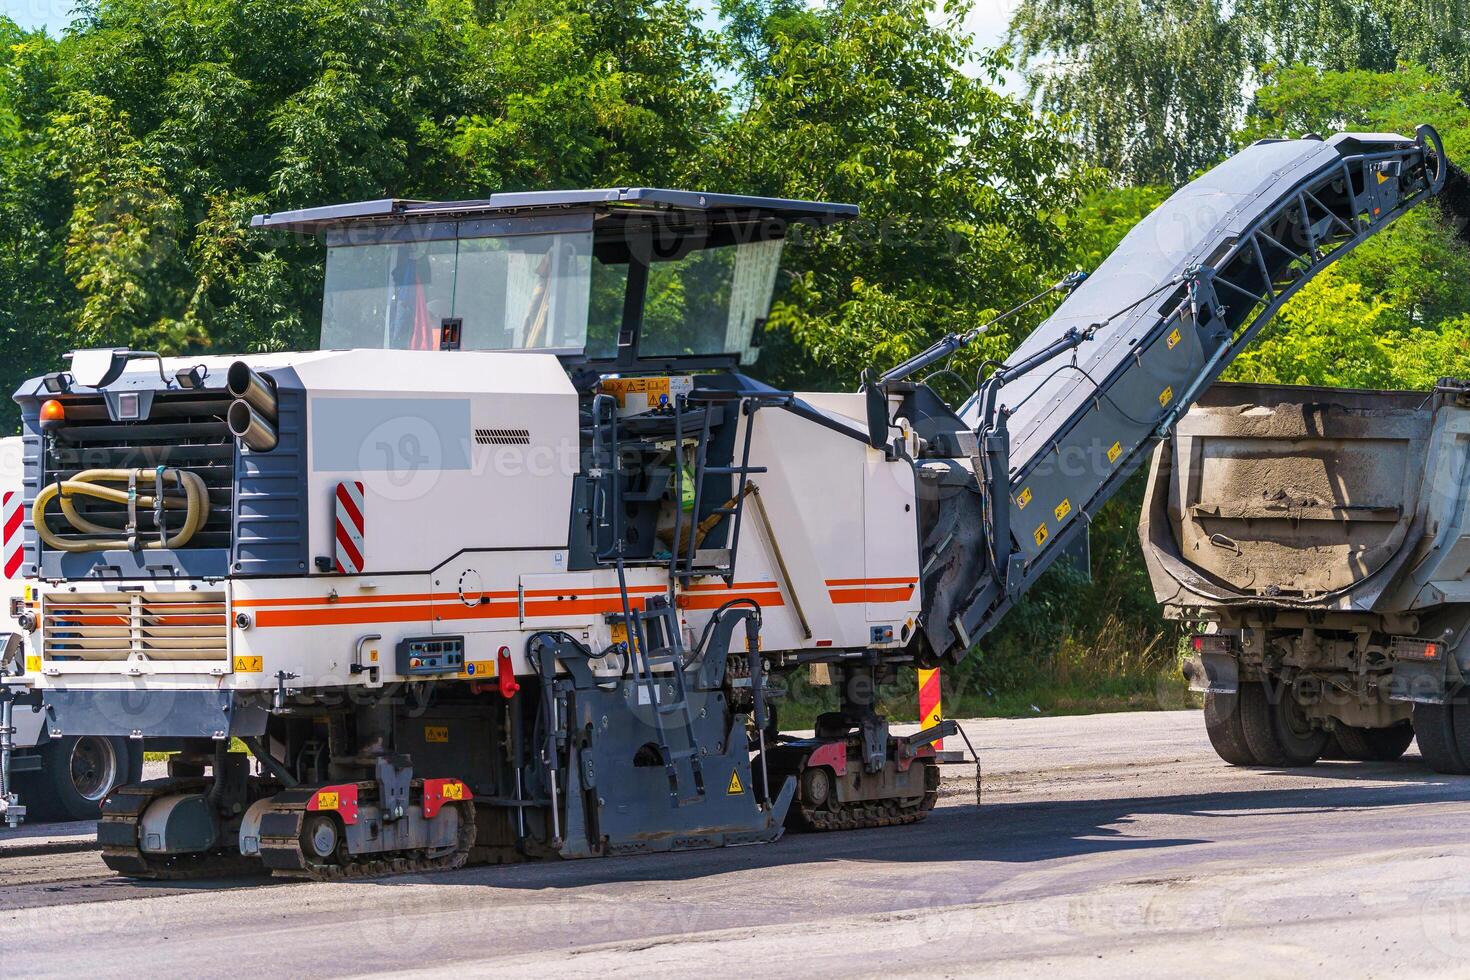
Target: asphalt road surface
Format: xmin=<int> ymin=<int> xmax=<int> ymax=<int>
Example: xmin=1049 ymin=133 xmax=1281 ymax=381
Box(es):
xmin=4 ymin=709 xmax=1470 ymax=978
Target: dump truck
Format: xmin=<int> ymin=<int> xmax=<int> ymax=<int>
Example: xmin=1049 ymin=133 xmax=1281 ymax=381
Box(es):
xmin=4 ymin=127 xmax=1457 ymax=878
xmin=1143 ymin=380 xmax=1470 ymax=772
xmin=0 ymin=436 xmax=141 ymax=826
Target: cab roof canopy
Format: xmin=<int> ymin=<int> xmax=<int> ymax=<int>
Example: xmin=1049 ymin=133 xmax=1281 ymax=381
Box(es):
xmin=251 ymin=188 xmax=860 ymax=237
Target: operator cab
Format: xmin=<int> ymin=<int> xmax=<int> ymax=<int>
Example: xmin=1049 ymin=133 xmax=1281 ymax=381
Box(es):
xmin=252 ymin=189 xmax=859 ymax=381
xmin=257 ymin=189 xmax=871 ymax=580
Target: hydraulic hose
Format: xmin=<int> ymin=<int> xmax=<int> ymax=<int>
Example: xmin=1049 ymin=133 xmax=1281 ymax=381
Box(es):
xmin=33 ymin=468 xmax=209 ymax=552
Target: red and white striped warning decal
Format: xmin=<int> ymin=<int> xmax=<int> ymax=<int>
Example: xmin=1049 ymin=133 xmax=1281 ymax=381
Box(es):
xmin=2 ymin=491 xmax=21 ymax=580
xmin=334 ymin=482 xmax=365 ymax=574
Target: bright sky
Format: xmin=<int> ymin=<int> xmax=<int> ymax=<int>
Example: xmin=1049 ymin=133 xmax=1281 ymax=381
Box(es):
xmin=1 ymin=0 xmax=1023 ymax=86
xmin=2 ymin=0 xmax=66 ymax=32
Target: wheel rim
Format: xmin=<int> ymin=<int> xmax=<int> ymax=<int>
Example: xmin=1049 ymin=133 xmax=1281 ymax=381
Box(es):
xmin=1282 ymin=697 xmax=1316 ymax=740
xmin=802 ymin=766 xmax=832 ymax=807
xmin=68 ymin=737 xmax=120 ymax=802
xmin=305 ymin=815 xmax=339 ymax=859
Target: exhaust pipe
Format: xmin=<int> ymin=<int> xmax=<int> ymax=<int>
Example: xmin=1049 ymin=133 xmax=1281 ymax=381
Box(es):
xmin=229 ymin=399 xmax=278 ymax=453
xmin=226 ymin=361 xmax=278 ymax=453
xmin=227 ymin=361 xmax=277 ymax=419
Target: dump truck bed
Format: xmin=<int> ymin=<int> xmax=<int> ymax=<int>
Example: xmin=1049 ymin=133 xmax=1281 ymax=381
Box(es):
xmin=1141 ymin=381 xmax=1470 ymax=617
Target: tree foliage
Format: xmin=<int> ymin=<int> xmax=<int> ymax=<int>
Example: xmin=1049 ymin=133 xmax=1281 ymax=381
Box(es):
xmin=0 ymin=0 xmax=1092 ymax=431
xmin=708 ymin=0 xmax=1092 ymax=392
xmin=1010 ymin=0 xmax=1246 ymax=186
xmin=1011 ymin=0 xmax=1470 ymax=186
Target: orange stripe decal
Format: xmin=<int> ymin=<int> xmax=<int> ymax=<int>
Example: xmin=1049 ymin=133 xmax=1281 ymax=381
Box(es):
xmin=235 ymin=592 xmax=446 ymax=609
xmin=685 ymin=581 xmax=780 ymax=593
xmin=679 ymin=590 xmax=785 ymax=610
xmin=827 ymin=580 xmax=917 ymax=604
xmin=824 ymin=577 xmax=917 ymax=587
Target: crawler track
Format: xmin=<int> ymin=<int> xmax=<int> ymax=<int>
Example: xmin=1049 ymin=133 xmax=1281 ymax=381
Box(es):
xmin=795 ymin=760 xmax=939 ymax=831
xmin=98 ymin=778 xmax=267 ymax=881
xmin=257 ymin=787 xmax=475 ymax=881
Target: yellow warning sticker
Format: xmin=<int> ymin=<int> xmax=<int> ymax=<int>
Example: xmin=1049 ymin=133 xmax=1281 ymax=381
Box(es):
xmin=1167 ymin=327 xmax=1182 ymax=349
xmin=25 ymin=655 xmax=41 ymax=674
xmin=1377 ymin=170 xmax=1390 ymax=184
xmin=459 ymin=661 xmax=494 ymax=679
xmin=1054 ymin=498 xmax=1072 ymax=522
xmin=233 ymin=656 xmax=263 ymax=674
xmin=23 ymin=584 xmax=33 ymax=602
xmin=727 ymin=770 xmax=744 ymax=796
xmin=1016 ymin=487 xmax=1033 ymax=509
xmin=601 ymin=376 xmax=674 ymax=409
xmin=425 ymin=726 xmax=449 ymax=744
xmin=317 ymin=792 xmax=340 ymax=811
xmin=1107 ymin=441 xmax=1122 ymax=464
xmin=443 ymin=782 xmax=465 ymax=801
xmin=1034 ymin=523 xmax=1049 ymax=546
xmin=1159 ymin=386 xmax=1173 ymax=407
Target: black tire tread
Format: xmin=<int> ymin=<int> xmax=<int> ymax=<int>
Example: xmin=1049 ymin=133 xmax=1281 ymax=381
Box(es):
xmin=1412 ymin=702 xmax=1468 ymax=774
xmin=1333 ymin=722 xmax=1414 ymax=762
xmin=1238 ymin=683 xmax=1288 ymax=767
xmin=25 ymin=735 xmax=133 ymax=822
xmin=1203 ymin=691 xmax=1257 ymax=766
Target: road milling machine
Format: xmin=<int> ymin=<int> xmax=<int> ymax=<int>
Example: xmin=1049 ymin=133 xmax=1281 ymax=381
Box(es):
xmin=4 ymin=127 xmax=1457 ymax=879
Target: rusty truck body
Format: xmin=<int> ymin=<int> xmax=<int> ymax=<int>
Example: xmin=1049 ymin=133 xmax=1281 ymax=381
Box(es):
xmin=1142 ymin=380 xmax=1470 ymax=772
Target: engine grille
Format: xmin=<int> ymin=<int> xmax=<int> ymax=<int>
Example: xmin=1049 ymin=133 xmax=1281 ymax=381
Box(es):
xmin=43 ymin=591 xmax=229 ymax=662
xmin=43 ymin=392 xmax=236 ymax=551
xmin=475 ymin=427 xmax=531 ymax=446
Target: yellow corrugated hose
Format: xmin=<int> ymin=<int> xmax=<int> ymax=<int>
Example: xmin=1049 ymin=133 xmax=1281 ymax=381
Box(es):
xmin=33 ymin=468 xmax=210 ymax=552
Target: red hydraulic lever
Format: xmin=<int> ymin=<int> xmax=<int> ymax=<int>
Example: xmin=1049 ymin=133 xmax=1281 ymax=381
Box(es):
xmin=497 ymin=645 xmax=520 ymax=698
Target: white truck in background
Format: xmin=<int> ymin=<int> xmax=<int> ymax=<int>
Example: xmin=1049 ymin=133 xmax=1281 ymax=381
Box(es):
xmin=1 ymin=436 xmax=141 ymax=825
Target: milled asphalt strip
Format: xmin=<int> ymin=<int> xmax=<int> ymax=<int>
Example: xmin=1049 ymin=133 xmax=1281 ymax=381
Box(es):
xmin=7 ymin=710 xmax=1470 ymax=978
xmin=0 ymin=838 xmax=98 ymax=858
xmin=368 ymin=843 xmax=1470 ymax=978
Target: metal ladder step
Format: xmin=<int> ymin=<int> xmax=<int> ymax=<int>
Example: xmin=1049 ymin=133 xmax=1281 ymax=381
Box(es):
xmin=624 ymin=592 xmax=707 ymax=807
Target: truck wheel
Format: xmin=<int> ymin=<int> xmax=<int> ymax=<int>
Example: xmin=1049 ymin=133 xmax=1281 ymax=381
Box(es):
xmin=1239 ymin=682 xmax=1326 ymax=767
xmin=25 ymin=735 xmax=140 ymax=822
xmin=1452 ymin=701 xmax=1470 ymax=773
xmin=1411 ymin=703 xmax=1468 ymax=774
xmin=1202 ymin=691 xmax=1257 ymax=765
xmin=1332 ymin=722 xmax=1414 ymax=762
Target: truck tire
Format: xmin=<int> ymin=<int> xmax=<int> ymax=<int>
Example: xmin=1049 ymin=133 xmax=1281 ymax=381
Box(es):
xmin=1239 ymin=682 xmax=1326 ymax=767
xmin=1452 ymin=701 xmax=1470 ymax=773
xmin=24 ymin=735 xmax=142 ymax=822
xmin=1332 ymin=722 xmax=1414 ymax=762
xmin=1202 ymin=691 xmax=1257 ymax=765
xmin=1411 ymin=702 xmax=1468 ymax=774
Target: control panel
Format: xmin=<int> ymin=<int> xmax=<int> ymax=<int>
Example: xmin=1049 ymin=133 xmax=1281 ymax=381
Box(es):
xmin=396 ymin=636 xmax=465 ymax=676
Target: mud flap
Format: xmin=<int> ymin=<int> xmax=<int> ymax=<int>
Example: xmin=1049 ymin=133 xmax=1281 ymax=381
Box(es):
xmin=1184 ymin=651 xmax=1238 ymax=695
xmin=1389 ymin=656 xmax=1458 ymax=704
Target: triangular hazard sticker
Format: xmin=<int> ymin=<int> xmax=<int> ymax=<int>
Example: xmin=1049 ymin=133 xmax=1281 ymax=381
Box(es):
xmin=727 ymin=770 xmax=744 ymax=795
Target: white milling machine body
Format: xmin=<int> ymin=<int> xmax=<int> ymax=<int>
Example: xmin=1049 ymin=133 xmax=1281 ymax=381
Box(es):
xmin=9 ymin=129 xmax=1455 ymax=876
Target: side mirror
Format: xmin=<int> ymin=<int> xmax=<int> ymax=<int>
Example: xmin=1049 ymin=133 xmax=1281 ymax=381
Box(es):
xmin=862 ymin=369 xmax=892 ymax=455
xmin=68 ymin=348 xmax=130 ymax=388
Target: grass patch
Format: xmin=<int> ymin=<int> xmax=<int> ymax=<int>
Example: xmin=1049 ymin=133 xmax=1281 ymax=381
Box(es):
xmin=144 ymin=738 xmax=249 ymax=763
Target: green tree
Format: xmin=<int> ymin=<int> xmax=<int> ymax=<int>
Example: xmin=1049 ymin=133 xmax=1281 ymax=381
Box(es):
xmin=1228 ymin=66 xmax=1470 ymax=388
xmin=709 ymin=0 xmax=1094 ymax=394
xmin=1011 ymin=0 xmax=1470 ymax=188
xmin=0 ymin=0 xmax=730 ymax=434
xmin=1010 ymin=0 xmax=1247 ymax=186
xmin=0 ymin=26 xmax=71 ymax=424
